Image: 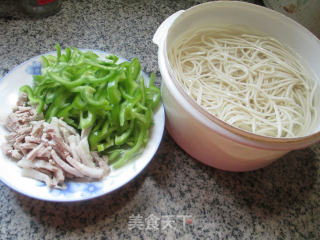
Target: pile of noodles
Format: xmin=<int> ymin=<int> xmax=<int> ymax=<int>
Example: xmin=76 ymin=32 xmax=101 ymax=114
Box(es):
xmin=168 ymin=26 xmax=319 ymax=137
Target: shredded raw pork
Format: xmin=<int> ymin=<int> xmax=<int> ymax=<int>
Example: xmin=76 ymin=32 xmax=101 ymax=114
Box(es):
xmin=1 ymin=93 xmax=109 ymax=189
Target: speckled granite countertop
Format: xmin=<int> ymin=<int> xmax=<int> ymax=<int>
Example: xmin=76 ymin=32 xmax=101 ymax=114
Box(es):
xmin=0 ymin=0 xmax=319 ymax=239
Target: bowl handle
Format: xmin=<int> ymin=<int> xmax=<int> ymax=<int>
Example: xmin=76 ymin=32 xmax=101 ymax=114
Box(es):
xmin=153 ymin=10 xmax=184 ymax=46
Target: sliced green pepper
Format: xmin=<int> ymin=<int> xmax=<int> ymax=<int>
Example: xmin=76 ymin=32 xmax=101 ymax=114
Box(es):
xmin=113 ymin=125 xmax=147 ymax=169
xmin=19 ymin=44 xmax=161 ymax=169
xmin=79 ymin=110 xmax=96 ymax=129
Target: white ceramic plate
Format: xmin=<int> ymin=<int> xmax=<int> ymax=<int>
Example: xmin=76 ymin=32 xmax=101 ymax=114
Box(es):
xmin=0 ymin=50 xmax=165 ymax=202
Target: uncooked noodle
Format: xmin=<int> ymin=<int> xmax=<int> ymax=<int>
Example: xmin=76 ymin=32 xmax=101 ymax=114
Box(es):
xmin=168 ymin=25 xmax=319 ymax=137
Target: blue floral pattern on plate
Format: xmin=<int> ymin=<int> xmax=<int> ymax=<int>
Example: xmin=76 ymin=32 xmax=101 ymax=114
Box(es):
xmin=25 ymin=61 xmax=42 ymax=75
xmin=49 ymin=182 xmax=104 ymax=198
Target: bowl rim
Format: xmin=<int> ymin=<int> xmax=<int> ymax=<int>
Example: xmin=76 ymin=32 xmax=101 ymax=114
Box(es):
xmin=162 ymin=1 xmax=320 ymax=145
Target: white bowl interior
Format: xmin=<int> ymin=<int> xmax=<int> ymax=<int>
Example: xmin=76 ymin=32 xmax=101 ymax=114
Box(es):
xmin=165 ymin=1 xmax=320 ymax=136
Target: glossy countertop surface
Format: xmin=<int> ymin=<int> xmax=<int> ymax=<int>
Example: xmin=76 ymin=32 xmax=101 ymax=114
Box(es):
xmin=0 ymin=0 xmax=319 ymax=239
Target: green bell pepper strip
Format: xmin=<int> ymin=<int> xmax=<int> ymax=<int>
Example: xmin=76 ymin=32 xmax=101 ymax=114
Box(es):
xmin=48 ymin=72 xmax=87 ymax=88
xmin=139 ymin=76 xmax=145 ymax=105
xmin=44 ymin=90 xmax=56 ymax=105
xmin=79 ymin=110 xmax=96 ymax=129
xmin=94 ymin=81 xmax=108 ymax=97
xmin=146 ymin=89 xmax=161 ymax=109
xmin=80 ymin=88 xmax=111 ymax=110
xmin=125 ymin=58 xmax=140 ymax=94
xmin=145 ymin=73 xmax=161 ymax=109
xmin=87 ymin=69 xmax=121 ymax=85
xmin=136 ymin=102 xmax=148 ymax=111
xmin=45 ymin=55 xmax=58 ymax=66
xmin=107 ymin=77 xmax=121 ymax=105
xmin=110 ymin=105 xmax=120 ymax=127
xmin=36 ymin=82 xmax=59 ymax=100
xmin=107 ymin=149 xmax=122 ymax=164
xmin=115 ymin=119 xmax=134 ymax=145
xmin=89 ymin=119 xmax=110 ymax=150
xmin=33 ymin=74 xmax=50 ymax=86
xmin=62 ymin=70 xmax=73 ymax=79
xmin=112 ymin=125 xmax=147 ymax=169
xmin=55 ymin=43 xmax=61 ymax=62
xmin=65 ymin=47 xmax=72 ymax=62
xmin=119 ymin=87 xmax=134 ymax=101
xmin=19 ymin=85 xmax=45 ymax=113
xmin=72 ymin=94 xmax=87 ymax=110
xmin=48 ymin=69 xmax=120 ymax=89
xmin=57 ymin=104 xmax=77 ymax=128
xmin=97 ymin=138 xmax=114 ymax=152
xmin=44 ymin=88 xmax=70 ymax=120
xmin=119 ymin=101 xmax=131 ymax=126
xmin=83 ymin=59 xmax=119 ymax=71
xmin=19 ymin=85 xmax=37 ymax=104
xmin=41 ymin=56 xmax=49 ymax=68
xmin=145 ymin=106 xmax=152 ymax=127
xmin=71 ymin=86 xmax=111 ymax=110
xmin=143 ymin=128 xmax=150 ymax=145
xmin=130 ymin=111 xmax=148 ymax=125
xmin=35 ymin=99 xmax=45 ymax=114
xmin=106 ymin=55 xmax=119 ymax=65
